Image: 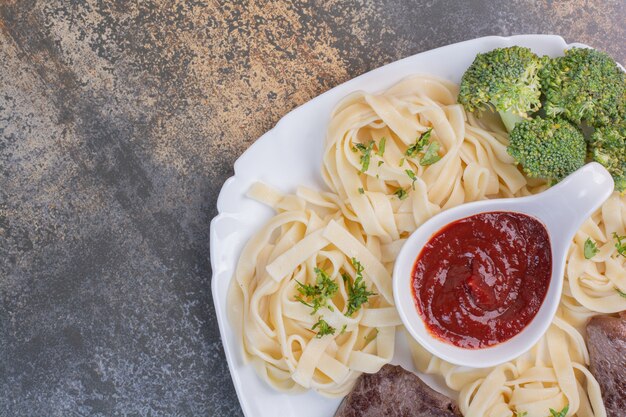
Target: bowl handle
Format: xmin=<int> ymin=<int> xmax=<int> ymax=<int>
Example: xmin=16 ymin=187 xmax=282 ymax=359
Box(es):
xmin=536 ymin=163 xmax=614 ymax=251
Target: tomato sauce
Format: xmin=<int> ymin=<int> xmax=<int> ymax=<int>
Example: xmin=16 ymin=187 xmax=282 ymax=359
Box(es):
xmin=411 ymin=212 xmax=552 ymax=349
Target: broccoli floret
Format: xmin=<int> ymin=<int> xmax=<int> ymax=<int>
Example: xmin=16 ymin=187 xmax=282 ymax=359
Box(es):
xmin=508 ymin=118 xmax=586 ymax=180
xmin=458 ymin=46 xmax=545 ymax=132
xmin=589 ymin=125 xmax=626 ymax=191
xmin=540 ymin=47 xmax=626 ymax=127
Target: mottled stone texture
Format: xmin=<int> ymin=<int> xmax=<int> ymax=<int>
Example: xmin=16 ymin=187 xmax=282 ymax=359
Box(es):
xmin=0 ymin=1 xmax=623 ymax=416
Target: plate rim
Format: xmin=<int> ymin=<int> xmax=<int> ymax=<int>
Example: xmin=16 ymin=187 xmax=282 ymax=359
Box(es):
xmin=209 ymin=34 xmax=585 ymax=417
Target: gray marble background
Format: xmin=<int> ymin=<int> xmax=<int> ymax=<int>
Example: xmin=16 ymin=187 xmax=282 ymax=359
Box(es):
xmin=1 ymin=1 xmax=624 ymax=416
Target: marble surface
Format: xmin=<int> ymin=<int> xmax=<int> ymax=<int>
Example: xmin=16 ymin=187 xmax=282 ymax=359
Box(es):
xmin=0 ymin=1 xmax=624 ymax=416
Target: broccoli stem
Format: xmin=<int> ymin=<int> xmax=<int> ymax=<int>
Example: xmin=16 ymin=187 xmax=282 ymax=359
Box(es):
xmin=498 ymin=111 xmax=525 ymax=133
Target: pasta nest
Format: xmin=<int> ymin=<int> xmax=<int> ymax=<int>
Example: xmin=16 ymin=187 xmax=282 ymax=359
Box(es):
xmin=229 ymin=184 xmax=401 ymax=396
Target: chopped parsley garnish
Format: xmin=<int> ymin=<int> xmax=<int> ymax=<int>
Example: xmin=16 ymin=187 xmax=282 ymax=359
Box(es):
xmin=404 ymin=128 xmax=441 ymax=166
xmin=398 ymin=157 xmax=405 ymax=167
xmin=295 ymin=268 xmax=338 ymax=314
xmin=376 ymin=137 xmax=386 ymax=157
xmin=354 ymin=141 xmax=375 ymax=172
xmin=340 ymin=324 xmax=347 ymax=335
xmin=377 ymin=160 xmax=384 ymax=167
xmin=584 ymin=237 xmax=599 ymax=259
xmin=364 ymin=329 xmax=378 ymax=343
xmin=394 ymin=187 xmax=409 ymax=200
xmin=514 ymin=412 xmax=527 ymax=417
xmin=405 ymin=169 xmax=417 ymax=190
xmin=342 ymin=258 xmax=376 ymax=317
xmin=617 ymin=288 xmax=626 ymax=298
xmin=405 ymin=128 xmax=432 ymax=157
xmin=312 ymin=318 xmax=335 ymax=338
xmin=358 ymin=187 xmax=365 ymax=194
xmin=613 ymin=232 xmax=626 ymax=258
xmin=420 ymin=141 xmax=442 ymax=166
xmin=549 ymin=405 xmax=569 ymax=417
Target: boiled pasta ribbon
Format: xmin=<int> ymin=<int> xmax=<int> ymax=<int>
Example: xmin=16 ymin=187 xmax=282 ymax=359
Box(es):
xmin=407 ymin=308 xmax=607 ymax=417
xmin=322 ymin=75 xmax=535 ymax=243
xmin=566 ymin=193 xmax=626 ymax=313
xmin=228 ymin=183 xmax=400 ymax=396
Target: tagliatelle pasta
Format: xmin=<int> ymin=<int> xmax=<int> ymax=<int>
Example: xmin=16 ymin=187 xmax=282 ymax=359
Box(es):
xmin=322 ymin=75 xmax=540 ymax=243
xmin=408 ymin=308 xmax=607 ymax=417
xmin=565 ymin=193 xmax=626 ymax=313
xmin=229 ymin=74 xmax=622 ymax=415
xmin=228 ymin=183 xmax=400 ymax=396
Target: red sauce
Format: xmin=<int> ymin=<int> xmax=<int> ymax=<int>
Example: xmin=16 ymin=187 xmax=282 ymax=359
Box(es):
xmin=411 ymin=212 xmax=551 ymax=349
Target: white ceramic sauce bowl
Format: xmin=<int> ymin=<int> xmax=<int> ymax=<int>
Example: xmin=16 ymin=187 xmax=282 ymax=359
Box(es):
xmin=393 ymin=163 xmax=614 ymax=367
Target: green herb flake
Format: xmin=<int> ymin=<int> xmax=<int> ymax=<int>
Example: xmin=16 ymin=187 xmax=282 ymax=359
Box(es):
xmin=340 ymin=324 xmax=347 ymax=335
xmin=420 ymin=141 xmax=442 ymax=166
xmin=294 ymin=268 xmax=339 ymax=314
xmin=312 ymin=318 xmax=336 ymax=338
xmin=376 ymin=137 xmax=386 ymax=157
xmin=358 ymin=187 xmax=365 ymax=194
xmin=584 ymin=238 xmax=599 ymax=259
xmin=405 ymin=169 xmax=417 ymax=190
xmin=549 ymin=405 xmax=569 ymax=417
xmin=377 ymin=160 xmax=384 ymax=167
xmin=405 ymin=128 xmax=432 ymax=157
xmin=514 ymin=412 xmax=527 ymax=417
xmin=398 ymin=157 xmax=405 ymax=167
xmin=342 ymin=258 xmax=376 ymax=317
xmin=394 ymin=187 xmax=409 ymax=200
xmin=364 ymin=329 xmax=379 ymax=344
xmin=354 ymin=141 xmax=375 ymax=173
xmin=617 ymin=288 xmax=626 ymax=298
xmin=613 ymin=232 xmax=626 ymax=258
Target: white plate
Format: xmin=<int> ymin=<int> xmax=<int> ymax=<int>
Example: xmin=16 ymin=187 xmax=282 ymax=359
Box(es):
xmin=210 ymin=35 xmax=587 ymax=417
